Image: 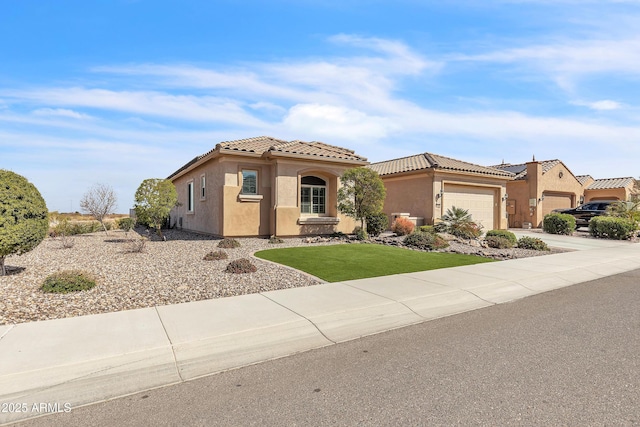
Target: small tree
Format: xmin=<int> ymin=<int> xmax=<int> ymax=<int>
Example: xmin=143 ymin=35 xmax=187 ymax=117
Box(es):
xmin=80 ymin=183 xmax=117 ymax=234
xmin=0 ymin=170 xmax=49 ymax=276
xmin=337 ymin=168 xmax=386 ymax=229
xmin=134 ymin=178 xmax=177 ymax=238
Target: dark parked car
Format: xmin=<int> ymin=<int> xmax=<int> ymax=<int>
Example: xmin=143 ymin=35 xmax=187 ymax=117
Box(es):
xmin=552 ymin=200 xmax=616 ymax=228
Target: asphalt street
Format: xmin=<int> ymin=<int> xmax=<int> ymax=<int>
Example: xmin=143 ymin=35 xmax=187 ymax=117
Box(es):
xmin=14 ymin=268 xmax=640 ymax=426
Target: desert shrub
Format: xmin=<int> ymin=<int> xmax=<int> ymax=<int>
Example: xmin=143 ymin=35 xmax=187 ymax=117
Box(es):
xmin=41 ymin=270 xmax=96 ymax=293
xmin=437 ymin=206 xmax=482 ymax=239
xmin=329 ymin=231 xmax=347 ymax=238
xmin=354 ymin=227 xmax=369 ymax=241
xmin=117 ymin=217 xmax=136 ymax=232
xmin=588 ymin=216 xmax=637 ymax=240
xmin=203 ymin=250 xmax=228 ymax=261
xmin=404 ymin=232 xmax=449 ymax=250
xmin=218 ymin=238 xmax=241 ymax=248
xmin=268 ymin=235 xmax=284 ymax=244
xmin=226 ymin=258 xmax=257 ymax=274
xmin=125 ymin=237 xmax=147 ymax=253
xmin=485 ymin=230 xmax=517 ymax=246
xmin=418 ymin=225 xmax=435 ymax=234
xmin=391 ymin=217 xmax=415 ymax=236
xmin=450 ymin=222 xmax=483 ymax=239
xmin=543 ymin=213 xmax=576 ymax=235
xmin=485 ymin=236 xmax=513 ymax=249
xmin=0 ymin=169 xmax=49 ymax=276
xmin=517 ymin=236 xmax=549 ymax=251
xmin=365 ymin=212 xmax=388 ymax=237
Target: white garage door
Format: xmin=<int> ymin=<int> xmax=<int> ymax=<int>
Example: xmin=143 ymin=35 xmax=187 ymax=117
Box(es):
xmin=443 ymin=185 xmax=496 ymax=230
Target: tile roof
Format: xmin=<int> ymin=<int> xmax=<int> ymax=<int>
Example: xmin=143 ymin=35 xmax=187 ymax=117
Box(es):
xmin=491 ymin=159 xmax=562 ymax=180
xmin=576 ymin=175 xmax=594 ymax=186
xmin=168 ymin=136 xmax=367 ymax=179
xmin=586 ymin=177 xmax=636 ymax=190
xmin=216 ymin=136 xmax=367 ymax=161
xmin=369 ymin=153 xmax=515 ymax=178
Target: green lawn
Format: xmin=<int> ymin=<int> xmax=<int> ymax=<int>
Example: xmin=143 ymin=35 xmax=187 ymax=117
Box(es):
xmin=254 ymin=244 xmax=494 ymax=282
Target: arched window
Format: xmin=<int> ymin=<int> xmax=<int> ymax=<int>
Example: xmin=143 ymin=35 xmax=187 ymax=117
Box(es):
xmin=301 ymin=176 xmax=326 ymax=214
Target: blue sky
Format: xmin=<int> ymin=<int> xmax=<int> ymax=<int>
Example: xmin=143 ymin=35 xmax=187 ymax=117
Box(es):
xmin=2 ymin=0 xmax=640 ymax=212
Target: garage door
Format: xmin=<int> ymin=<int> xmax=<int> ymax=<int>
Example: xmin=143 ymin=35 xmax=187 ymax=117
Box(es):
xmin=443 ymin=185 xmax=496 ymax=229
xmin=541 ymin=192 xmax=572 ymax=216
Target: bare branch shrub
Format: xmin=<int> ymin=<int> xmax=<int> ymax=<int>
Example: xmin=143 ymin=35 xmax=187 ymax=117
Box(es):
xmin=80 ymin=183 xmax=117 ymax=235
xmin=125 ymin=237 xmax=147 ymax=253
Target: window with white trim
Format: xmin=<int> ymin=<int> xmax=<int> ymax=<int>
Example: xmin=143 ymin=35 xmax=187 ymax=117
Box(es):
xmin=200 ymin=175 xmax=206 ymax=199
xmin=187 ymin=182 xmax=194 ymax=212
xmin=301 ymin=176 xmax=326 ymax=214
xmin=241 ymin=170 xmax=258 ymax=195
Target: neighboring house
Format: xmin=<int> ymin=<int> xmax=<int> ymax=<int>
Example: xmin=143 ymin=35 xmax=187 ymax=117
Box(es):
xmin=581 ymin=176 xmax=639 ymax=202
xmin=369 ymin=153 xmax=513 ymax=230
xmin=492 ymin=159 xmax=583 ymax=228
xmin=167 ymin=136 xmax=368 ymax=237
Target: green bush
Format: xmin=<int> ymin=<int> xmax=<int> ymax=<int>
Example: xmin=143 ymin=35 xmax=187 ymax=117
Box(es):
xmin=485 ymin=230 xmax=517 ymax=246
xmin=404 ymin=232 xmax=449 ymax=250
xmin=588 ymin=216 xmax=637 ymax=240
xmin=365 ymin=212 xmax=388 ymax=237
xmin=354 ymin=227 xmax=369 ymax=241
xmin=268 ymin=235 xmax=284 ymax=244
xmin=391 ymin=217 xmax=415 ymax=236
xmin=517 ymin=236 xmax=549 ymax=251
xmin=203 ymin=250 xmax=228 ymax=261
xmin=485 ymin=236 xmax=513 ymax=249
xmin=117 ymin=217 xmax=136 ymax=232
xmin=418 ymin=225 xmax=435 ymax=234
xmin=0 ymin=170 xmax=49 ymax=276
xmin=218 ymin=238 xmax=241 ymax=248
xmin=226 ymin=258 xmax=257 ymax=273
xmin=41 ymin=270 xmax=96 ymax=293
xmin=543 ymin=213 xmax=576 ymax=235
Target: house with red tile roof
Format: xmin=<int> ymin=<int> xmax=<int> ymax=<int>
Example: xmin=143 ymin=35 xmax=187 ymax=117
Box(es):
xmin=168 ymin=136 xmax=368 ymax=237
xmin=370 ymin=153 xmax=514 ymax=230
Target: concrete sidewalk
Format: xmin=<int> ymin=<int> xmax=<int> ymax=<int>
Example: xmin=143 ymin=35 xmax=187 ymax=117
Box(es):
xmin=1 ymin=234 xmax=639 ymax=425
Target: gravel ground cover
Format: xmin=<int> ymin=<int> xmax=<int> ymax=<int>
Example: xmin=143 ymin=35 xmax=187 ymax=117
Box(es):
xmin=1 ymin=228 xmax=566 ymax=325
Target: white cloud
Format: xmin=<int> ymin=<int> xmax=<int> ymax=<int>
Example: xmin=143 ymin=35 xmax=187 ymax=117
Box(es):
xmin=282 ymin=103 xmax=395 ymax=142
xmin=3 ymin=87 xmax=267 ymax=126
xmin=571 ymin=100 xmax=622 ymax=110
xmin=32 ymin=108 xmax=93 ymax=119
xmin=455 ymin=37 xmax=640 ymax=93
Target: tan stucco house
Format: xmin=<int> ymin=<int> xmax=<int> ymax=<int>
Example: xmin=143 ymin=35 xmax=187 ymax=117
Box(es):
xmin=578 ymin=176 xmax=639 ymax=202
xmin=369 ymin=153 xmax=514 ymax=230
xmin=492 ymin=159 xmax=584 ymax=228
xmin=167 ymin=136 xmax=368 ymax=237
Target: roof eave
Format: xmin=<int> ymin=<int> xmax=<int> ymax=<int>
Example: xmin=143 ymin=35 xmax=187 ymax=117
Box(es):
xmin=264 ymin=150 xmax=369 ymax=165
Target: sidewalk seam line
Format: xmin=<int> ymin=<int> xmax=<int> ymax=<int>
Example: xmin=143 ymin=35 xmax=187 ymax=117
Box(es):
xmin=341 ymin=283 xmax=428 ymax=319
xmin=0 ymin=324 xmax=15 ymax=341
xmin=259 ymin=293 xmax=337 ymax=345
xmin=154 ymin=306 xmax=184 ymax=382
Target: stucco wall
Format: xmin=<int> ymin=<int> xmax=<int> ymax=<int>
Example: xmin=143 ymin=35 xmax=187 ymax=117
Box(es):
xmin=380 ymin=172 xmax=433 ymax=226
xmin=584 ymin=188 xmax=627 ymax=202
xmin=171 ymin=154 xmax=364 ymax=237
xmin=505 ymin=161 xmax=583 ymax=228
xmin=380 ymin=170 xmax=509 ymax=230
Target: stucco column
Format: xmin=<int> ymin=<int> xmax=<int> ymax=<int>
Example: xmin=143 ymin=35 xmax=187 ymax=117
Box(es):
xmin=526 ymin=161 xmax=543 ymax=227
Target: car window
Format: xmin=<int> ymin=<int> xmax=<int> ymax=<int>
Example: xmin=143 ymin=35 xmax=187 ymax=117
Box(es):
xmin=597 ymin=203 xmax=611 ymax=210
xmin=580 ymin=203 xmax=596 ymax=210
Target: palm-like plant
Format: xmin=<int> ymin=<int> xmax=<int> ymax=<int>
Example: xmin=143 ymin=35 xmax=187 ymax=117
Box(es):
xmin=607 ymin=199 xmax=640 ymax=225
xmin=437 ymin=206 xmax=483 ymax=238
